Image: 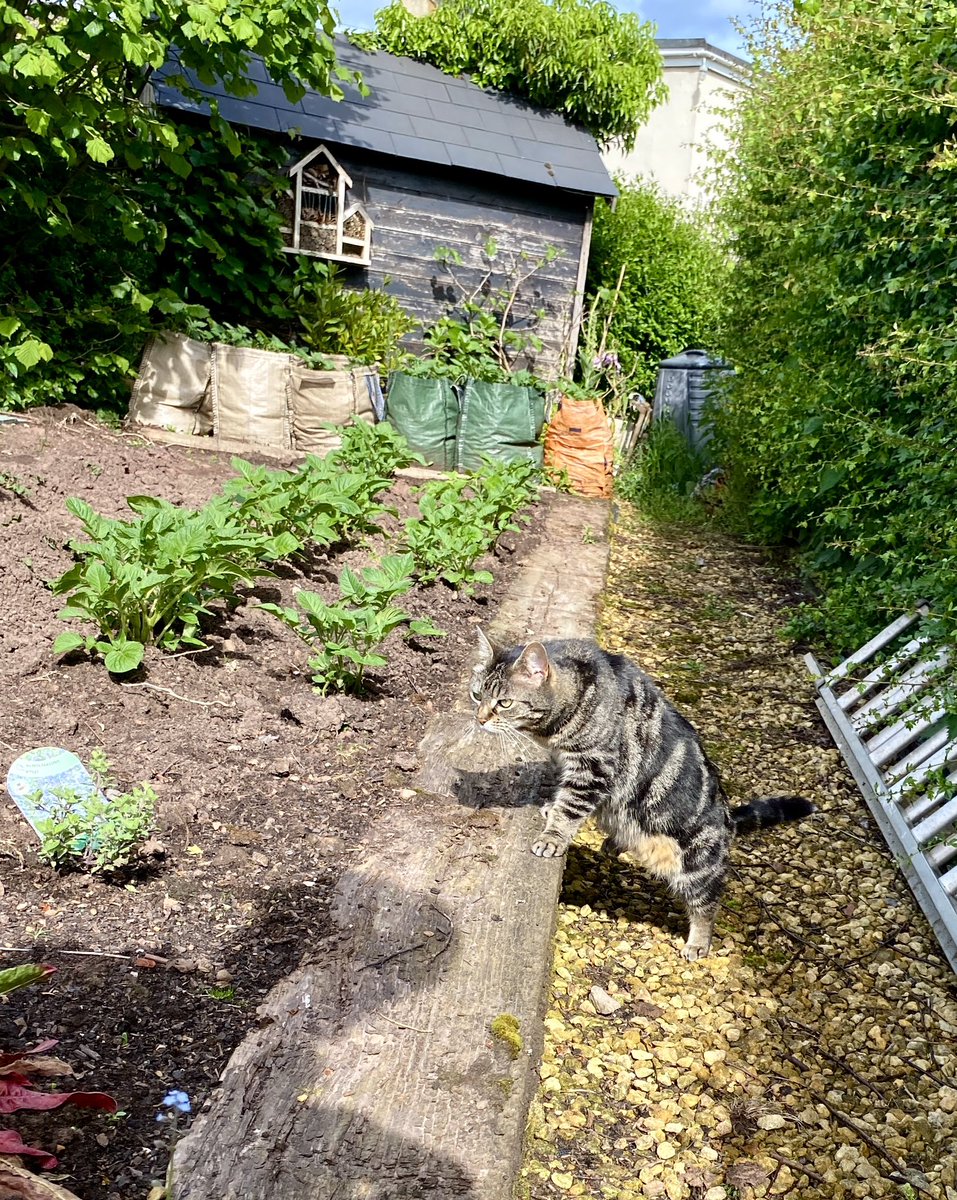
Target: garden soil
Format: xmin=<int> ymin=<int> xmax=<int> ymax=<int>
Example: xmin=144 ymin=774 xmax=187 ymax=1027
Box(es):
xmin=0 ymin=406 xmax=551 ymax=1200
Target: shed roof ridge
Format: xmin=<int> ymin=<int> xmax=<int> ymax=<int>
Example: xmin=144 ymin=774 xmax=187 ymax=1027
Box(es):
xmin=153 ymin=37 xmax=617 ymax=199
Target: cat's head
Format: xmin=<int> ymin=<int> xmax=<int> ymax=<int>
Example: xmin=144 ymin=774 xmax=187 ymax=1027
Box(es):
xmin=470 ymin=629 xmax=553 ymax=734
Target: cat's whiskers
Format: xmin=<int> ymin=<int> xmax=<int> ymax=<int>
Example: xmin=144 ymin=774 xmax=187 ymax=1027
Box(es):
xmin=456 ymin=722 xmax=478 ymax=748
xmin=495 ymin=722 xmax=537 ymax=763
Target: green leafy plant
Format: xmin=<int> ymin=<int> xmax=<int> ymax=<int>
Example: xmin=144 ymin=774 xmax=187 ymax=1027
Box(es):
xmin=207 ymin=985 xmax=237 ymax=1001
xmin=0 ymin=470 xmax=28 ymax=499
xmin=572 ymin=265 xmax=639 ymax=421
xmin=410 ymin=240 xmax=558 ymax=384
xmin=319 ymin=464 xmax=397 ymax=545
xmin=0 ymin=964 xmax=55 ymax=998
xmin=292 ymin=261 xmax=417 ymax=369
xmin=586 ymin=179 xmax=728 ymax=397
xmin=710 ymin=0 xmax=957 ymax=655
xmin=403 ymin=459 xmax=540 ymax=589
xmin=224 ymin=451 xmax=396 ymax=553
xmin=188 ymin=319 xmax=336 ymax=369
xmin=0 ymin=0 xmax=359 ymax=412
xmin=35 ymin=752 xmax=157 ymax=874
xmin=52 ymin=495 xmax=281 ymax=671
xmin=331 ymin=419 xmax=425 ymax=477
xmin=354 ymin=0 xmax=665 ymax=149
xmin=468 ymin=457 xmax=540 ymax=538
xmin=259 ymin=553 xmax=444 ymax=693
xmin=404 ymin=475 xmax=497 ymax=590
xmin=222 ymin=457 xmax=341 ymax=551
xmin=616 ymin=417 xmax=706 ymax=520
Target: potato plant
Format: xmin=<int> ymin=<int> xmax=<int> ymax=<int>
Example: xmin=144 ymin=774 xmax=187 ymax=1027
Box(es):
xmin=53 ymin=495 xmax=284 ymax=672
xmin=331 ymin=418 xmax=425 ymax=478
xmin=402 ymin=458 xmax=541 ymax=590
xmin=223 ymin=452 xmax=394 ymax=552
xmin=259 ymin=553 xmax=444 ymax=694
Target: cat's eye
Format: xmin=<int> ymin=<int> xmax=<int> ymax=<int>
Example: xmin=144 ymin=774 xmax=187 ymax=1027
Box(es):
xmin=496 ymin=698 xmax=514 ymax=710
xmin=469 ymin=688 xmax=481 ymax=704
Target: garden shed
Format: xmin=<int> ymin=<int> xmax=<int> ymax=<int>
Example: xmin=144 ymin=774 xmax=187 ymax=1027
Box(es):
xmin=152 ymin=36 xmax=618 ymax=377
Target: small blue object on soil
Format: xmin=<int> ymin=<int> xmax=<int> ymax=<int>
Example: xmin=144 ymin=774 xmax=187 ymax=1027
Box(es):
xmin=159 ymin=1090 xmax=192 ymax=1115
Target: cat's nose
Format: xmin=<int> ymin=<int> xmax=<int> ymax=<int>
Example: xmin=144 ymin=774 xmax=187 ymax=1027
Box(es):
xmin=477 ymin=702 xmax=494 ymax=724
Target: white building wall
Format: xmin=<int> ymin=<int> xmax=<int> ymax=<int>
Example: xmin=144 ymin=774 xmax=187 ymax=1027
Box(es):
xmin=604 ymin=40 xmax=750 ymax=209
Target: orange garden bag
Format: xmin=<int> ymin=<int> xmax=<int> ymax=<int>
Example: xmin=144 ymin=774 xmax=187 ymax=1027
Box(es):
xmin=544 ymin=394 xmax=616 ymax=498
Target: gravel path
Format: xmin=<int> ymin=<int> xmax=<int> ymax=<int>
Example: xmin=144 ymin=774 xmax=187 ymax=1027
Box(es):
xmin=521 ymin=506 xmax=957 ymax=1200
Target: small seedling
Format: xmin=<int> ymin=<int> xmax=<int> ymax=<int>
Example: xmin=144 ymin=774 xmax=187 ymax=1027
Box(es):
xmin=35 ymin=750 xmax=158 ymax=875
xmin=207 ymin=985 xmax=236 ymax=1001
xmin=0 ymin=469 xmax=28 ymax=499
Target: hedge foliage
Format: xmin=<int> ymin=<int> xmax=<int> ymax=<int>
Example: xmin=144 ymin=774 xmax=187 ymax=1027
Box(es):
xmin=587 ymin=180 xmax=728 ymax=397
xmin=715 ymin=0 xmax=957 ymax=654
xmin=355 ymin=0 xmax=665 ymax=150
xmin=0 ymin=0 xmax=351 ymax=412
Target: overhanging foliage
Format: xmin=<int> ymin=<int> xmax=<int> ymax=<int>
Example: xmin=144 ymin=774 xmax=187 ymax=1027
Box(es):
xmin=353 ymin=0 xmax=665 ymax=150
xmin=716 ymin=0 xmax=957 ymax=652
xmin=0 ymin=0 xmax=355 ymax=410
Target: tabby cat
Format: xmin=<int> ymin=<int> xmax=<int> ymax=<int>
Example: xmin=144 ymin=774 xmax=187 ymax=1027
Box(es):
xmin=471 ymin=633 xmax=815 ymax=959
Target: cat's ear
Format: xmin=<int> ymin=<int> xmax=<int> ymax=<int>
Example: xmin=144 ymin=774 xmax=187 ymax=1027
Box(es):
xmin=516 ymin=641 xmax=550 ymax=687
xmin=475 ymin=627 xmax=499 ymax=668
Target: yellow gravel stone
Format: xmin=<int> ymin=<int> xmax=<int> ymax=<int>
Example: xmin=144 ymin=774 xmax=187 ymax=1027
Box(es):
xmin=522 ymin=509 xmax=957 ymax=1200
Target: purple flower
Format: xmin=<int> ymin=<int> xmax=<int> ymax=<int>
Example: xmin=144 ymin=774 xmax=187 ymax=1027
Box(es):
xmin=593 ymin=352 xmax=621 ymax=373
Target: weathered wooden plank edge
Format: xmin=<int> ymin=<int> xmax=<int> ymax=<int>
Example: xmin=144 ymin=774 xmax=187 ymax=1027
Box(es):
xmin=170 ymin=493 xmax=610 ymax=1199
xmin=124 ymin=424 xmax=303 ymax=463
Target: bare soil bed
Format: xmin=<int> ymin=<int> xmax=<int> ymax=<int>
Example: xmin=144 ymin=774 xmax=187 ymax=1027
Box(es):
xmin=0 ymin=406 xmax=548 ymax=1200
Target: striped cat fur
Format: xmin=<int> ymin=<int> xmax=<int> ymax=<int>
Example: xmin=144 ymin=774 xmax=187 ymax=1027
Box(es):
xmin=471 ymin=633 xmax=815 ymax=959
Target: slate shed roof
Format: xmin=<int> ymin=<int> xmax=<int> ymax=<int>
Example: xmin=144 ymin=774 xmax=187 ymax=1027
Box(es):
xmin=154 ymin=37 xmax=618 ymax=199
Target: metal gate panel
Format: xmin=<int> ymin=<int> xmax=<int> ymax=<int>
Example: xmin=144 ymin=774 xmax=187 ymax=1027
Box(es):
xmin=806 ymin=610 xmax=957 ymax=974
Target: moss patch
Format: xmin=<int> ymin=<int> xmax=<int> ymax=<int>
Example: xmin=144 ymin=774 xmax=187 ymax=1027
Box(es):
xmin=490 ymin=1013 xmax=523 ymax=1060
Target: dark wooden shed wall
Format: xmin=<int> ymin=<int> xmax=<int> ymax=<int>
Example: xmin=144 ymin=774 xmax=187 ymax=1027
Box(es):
xmin=330 ymin=147 xmax=591 ymax=378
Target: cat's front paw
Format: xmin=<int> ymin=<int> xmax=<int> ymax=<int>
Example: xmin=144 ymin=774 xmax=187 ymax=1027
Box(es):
xmin=680 ymin=937 xmax=711 ymax=961
xmin=531 ymin=835 xmax=567 ymax=858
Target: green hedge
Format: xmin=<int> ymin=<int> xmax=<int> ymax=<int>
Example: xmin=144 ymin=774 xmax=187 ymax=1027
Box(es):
xmin=716 ymin=0 xmax=957 ymax=653
xmin=587 ymin=180 xmax=728 ymax=397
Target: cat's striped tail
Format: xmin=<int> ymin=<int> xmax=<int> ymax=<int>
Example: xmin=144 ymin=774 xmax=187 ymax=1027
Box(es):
xmin=731 ymin=795 xmax=816 ymax=835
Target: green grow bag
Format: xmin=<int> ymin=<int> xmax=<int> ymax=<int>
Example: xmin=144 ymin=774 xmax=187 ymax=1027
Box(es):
xmin=455 ymin=379 xmax=546 ymax=473
xmin=385 ymin=372 xmax=459 ymax=470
